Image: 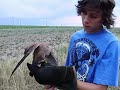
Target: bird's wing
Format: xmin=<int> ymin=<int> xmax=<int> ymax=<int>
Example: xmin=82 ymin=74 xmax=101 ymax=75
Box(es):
xmin=45 ymin=51 xmax=58 ymax=66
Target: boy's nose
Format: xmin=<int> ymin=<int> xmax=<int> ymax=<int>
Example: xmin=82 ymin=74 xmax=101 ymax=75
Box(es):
xmin=84 ymin=15 xmax=90 ymax=24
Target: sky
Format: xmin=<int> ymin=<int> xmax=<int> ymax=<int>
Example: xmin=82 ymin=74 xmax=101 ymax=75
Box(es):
xmin=0 ymin=0 xmax=120 ymax=27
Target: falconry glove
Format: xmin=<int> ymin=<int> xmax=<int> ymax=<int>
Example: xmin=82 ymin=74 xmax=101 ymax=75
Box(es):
xmin=27 ymin=63 xmax=77 ymax=90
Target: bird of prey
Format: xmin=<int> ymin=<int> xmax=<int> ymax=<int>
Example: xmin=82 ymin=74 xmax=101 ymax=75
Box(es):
xmin=10 ymin=43 xmax=58 ymax=78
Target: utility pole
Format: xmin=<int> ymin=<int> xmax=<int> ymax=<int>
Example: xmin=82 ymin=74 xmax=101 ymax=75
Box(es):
xmin=45 ymin=17 xmax=47 ymax=26
xmin=11 ymin=17 xmax=14 ymax=25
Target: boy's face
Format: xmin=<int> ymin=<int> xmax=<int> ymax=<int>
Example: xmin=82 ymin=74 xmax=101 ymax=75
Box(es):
xmin=81 ymin=5 xmax=103 ymax=33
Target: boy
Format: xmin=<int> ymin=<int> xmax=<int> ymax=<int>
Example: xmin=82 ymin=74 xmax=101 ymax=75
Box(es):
xmin=65 ymin=0 xmax=120 ymax=90
xmin=27 ymin=0 xmax=120 ymax=90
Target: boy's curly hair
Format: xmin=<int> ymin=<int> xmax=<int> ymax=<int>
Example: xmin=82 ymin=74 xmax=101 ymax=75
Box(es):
xmin=76 ymin=0 xmax=115 ymax=29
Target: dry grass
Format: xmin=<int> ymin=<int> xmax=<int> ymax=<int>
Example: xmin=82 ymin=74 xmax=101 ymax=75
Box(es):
xmin=0 ymin=26 xmax=119 ymax=90
xmin=0 ymin=43 xmax=68 ymax=90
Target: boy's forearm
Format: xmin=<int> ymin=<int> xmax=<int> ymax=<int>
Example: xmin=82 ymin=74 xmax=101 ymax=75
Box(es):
xmin=77 ymin=80 xmax=108 ymax=90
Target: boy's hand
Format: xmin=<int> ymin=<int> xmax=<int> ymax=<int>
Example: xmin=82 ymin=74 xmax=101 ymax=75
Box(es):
xmin=44 ymin=85 xmax=57 ymax=90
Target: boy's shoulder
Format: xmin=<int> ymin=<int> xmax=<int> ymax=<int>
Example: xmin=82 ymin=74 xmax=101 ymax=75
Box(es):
xmin=71 ymin=28 xmax=119 ymax=42
xmin=105 ymin=29 xmax=119 ymax=41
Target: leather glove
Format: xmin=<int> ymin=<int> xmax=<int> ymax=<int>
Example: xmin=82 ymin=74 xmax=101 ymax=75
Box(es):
xmin=27 ymin=63 xmax=77 ymax=90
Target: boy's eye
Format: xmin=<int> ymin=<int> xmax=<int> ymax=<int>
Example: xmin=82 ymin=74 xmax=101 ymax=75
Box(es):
xmin=82 ymin=11 xmax=99 ymax=18
xmin=90 ymin=14 xmax=98 ymax=18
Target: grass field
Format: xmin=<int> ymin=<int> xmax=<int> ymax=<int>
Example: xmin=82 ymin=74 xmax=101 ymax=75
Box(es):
xmin=0 ymin=25 xmax=120 ymax=90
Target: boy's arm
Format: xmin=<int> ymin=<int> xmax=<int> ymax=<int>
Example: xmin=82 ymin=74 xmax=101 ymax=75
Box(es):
xmin=77 ymin=80 xmax=108 ymax=90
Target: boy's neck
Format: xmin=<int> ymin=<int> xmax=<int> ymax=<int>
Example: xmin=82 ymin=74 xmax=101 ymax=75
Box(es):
xmin=84 ymin=27 xmax=104 ymax=34
xmin=85 ymin=26 xmax=103 ymax=34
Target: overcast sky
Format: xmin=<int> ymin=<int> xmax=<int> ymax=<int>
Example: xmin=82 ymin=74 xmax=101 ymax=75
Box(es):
xmin=0 ymin=0 xmax=120 ymax=27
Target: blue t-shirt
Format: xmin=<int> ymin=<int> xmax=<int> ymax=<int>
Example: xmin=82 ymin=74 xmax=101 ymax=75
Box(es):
xmin=65 ymin=28 xmax=120 ymax=86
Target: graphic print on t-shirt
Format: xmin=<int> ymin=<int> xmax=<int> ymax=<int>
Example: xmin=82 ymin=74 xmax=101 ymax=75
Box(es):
xmin=70 ymin=38 xmax=100 ymax=81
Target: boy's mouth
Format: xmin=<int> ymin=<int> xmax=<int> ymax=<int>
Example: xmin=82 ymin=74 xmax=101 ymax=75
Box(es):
xmin=84 ymin=25 xmax=91 ymax=29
